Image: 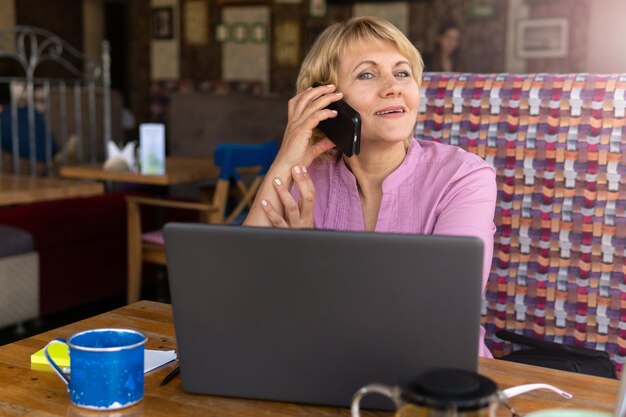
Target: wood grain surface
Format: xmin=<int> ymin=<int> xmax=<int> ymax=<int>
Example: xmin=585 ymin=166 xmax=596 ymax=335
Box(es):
xmin=0 ymin=301 xmax=617 ymax=416
xmin=0 ymin=174 xmax=103 ymax=206
xmin=59 ymin=156 xmax=217 ymax=186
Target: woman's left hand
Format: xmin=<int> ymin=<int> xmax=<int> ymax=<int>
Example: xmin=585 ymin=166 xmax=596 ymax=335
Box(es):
xmin=260 ymin=164 xmax=316 ymax=228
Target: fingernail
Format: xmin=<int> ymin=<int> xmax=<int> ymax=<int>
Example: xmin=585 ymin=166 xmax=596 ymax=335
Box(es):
xmin=293 ymin=166 xmax=301 ymax=175
xmin=273 ymin=177 xmax=282 ymax=186
xmin=302 ymin=165 xmax=307 ymax=173
xmin=261 ymin=199 xmax=268 ymax=207
xmin=331 ymin=110 xmax=338 ymax=115
xmin=326 ymin=84 xmax=334 ymax=88
xmin=335 ymin=92 xmax=343 ymax=96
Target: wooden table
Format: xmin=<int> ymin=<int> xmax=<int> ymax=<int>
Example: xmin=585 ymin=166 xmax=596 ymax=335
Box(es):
xmin=0 ymin=174 xmax=104 ymax=206
xmin=0 ymin=301 xmax=618 ymax=417
xmin=59 ymin=156 xmax=218 ymax=186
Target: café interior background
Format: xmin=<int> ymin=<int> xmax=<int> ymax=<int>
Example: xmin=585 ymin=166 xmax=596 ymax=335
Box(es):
xmin=0 ymin=0 xmax=625 ymax=141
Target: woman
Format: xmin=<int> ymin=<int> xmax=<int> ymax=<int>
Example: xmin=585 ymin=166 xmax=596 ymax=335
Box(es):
xmin=244 ymin=16 xmax=496 ymax=357
xmin=422 ymin=20 xmax=461 ymax=72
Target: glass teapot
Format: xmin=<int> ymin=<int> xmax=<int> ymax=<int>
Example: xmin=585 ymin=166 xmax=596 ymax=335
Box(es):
xmin=351 ymin=368 xmax=572 ymax=417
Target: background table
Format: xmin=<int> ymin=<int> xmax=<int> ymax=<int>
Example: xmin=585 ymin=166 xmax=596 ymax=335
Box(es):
xmin=0 ymin=174 xmax=104 ymax=206
xmin=59 ymin=156 xmax=218 ymax=186
xmin=0 ymin=301 xmax=618 ymax=417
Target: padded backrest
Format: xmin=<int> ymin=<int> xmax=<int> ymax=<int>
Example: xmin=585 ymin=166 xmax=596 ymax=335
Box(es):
xmin=416 ymin=72 xmax=626 ymax=372
xmin=0 ymin=225 xmax=34 ymax=257
xmin=168 ymin=93 xmax=288 ymax=156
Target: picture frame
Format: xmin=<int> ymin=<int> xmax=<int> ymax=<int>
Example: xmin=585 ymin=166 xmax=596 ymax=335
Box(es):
xmin=468 ymin=0 xmax=497 ymax=19
xmin=250 ymin=23 xmax=267 ymax=43
xmin=516 ymin=18 xmax=569 ymax=59
xmin=309 ymin=0 xmax=327 ymax=17
xmin=217 ymin=0 xmax=267 ymax=4
xmin=231 ymin=23 xmax=248 ymax=43
xmin=273 ymin=20 xmax=300 ymax=67
xmin=183 ymin=0 xmax=209 ymax=45
xmin=152 ymin=7 xmax=174 ymax=40
xmin=215 ymin=23 xmax=231 ymax=43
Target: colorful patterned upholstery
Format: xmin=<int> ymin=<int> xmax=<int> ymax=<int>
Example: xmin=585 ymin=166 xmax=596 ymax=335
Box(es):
xmin=416 ymin=73 xmax=626 ymax=372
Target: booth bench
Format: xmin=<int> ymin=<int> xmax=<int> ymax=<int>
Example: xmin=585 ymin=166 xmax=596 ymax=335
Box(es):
xmin=416 ymin=72 xmax=626 ymax=372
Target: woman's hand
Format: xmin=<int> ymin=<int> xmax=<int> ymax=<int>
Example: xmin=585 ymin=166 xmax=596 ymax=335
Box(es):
xmin=244 ymin=85 xmax=339 ymax=227
xmin=276 ymin=84 xmax=341 ymax=171
xmin=260 ymin=164 xmax=316 ymax=228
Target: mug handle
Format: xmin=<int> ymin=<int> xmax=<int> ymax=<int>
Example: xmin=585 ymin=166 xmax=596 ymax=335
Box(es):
xmin=351 ymin=384 xmax=399 ymax=417
xmin=44 ymin=338 xmax=70 ymax=385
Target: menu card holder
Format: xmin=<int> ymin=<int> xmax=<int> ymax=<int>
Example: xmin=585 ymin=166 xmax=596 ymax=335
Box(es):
xmin=139 ymin=123 xmax=166 ymax=175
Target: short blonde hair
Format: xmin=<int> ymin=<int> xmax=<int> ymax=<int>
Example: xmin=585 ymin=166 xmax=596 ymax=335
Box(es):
xmin=296 ymin=16 xmax=423 ymax=94
xmin=295 ymin=16 xmax=423 ymax=148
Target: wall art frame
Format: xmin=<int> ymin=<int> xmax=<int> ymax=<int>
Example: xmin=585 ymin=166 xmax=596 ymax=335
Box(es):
xmin=516 ymin=18 xmax=569 ymax=59
xmin=152 ymin=7 xmax=174 ymax=40
xmin=468 ymin=0 xmax=497 ymax=19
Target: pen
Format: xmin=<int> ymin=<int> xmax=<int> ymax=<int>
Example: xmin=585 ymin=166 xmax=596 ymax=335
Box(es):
xmin=160 ymin=365 xmax=180 ymax=386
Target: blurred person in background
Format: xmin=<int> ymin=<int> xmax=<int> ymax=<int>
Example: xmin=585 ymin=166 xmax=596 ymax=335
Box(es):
xmin=422 ymin=20 xmax=461 ymax=72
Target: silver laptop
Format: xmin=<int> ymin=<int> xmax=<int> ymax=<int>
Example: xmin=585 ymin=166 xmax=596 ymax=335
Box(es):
xmin=164 ymin=223 xmax=484 ymax=408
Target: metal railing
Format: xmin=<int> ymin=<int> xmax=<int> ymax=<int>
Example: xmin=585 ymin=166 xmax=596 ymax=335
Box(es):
xmin=0 ymin=26 xmax=111 ymax=176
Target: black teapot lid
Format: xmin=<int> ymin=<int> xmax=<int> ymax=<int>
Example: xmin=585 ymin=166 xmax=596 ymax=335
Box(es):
xmin=399 ymin=368 xmax=498 ymax=411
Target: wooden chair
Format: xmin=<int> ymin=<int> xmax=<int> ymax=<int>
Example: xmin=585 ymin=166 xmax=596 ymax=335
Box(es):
xmin=125 ymin=140 xmax=278 ymax=304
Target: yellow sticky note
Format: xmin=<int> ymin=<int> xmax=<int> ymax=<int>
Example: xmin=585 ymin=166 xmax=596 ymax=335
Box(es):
xmin=30 ymin=343 xmax=69 ymax=372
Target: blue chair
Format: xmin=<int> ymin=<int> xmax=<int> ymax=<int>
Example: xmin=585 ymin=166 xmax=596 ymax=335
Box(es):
xmin=125 ymin=140 xmax=279 ymax=303
xmin=209 ymin=140 xmax=279 ymax=224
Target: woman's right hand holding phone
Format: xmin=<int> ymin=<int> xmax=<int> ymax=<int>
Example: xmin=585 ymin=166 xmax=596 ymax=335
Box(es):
xmin=244 ymin=84 xmax=342 ymax=227
xmin=278 ymin=83 xmax=342 ymax=171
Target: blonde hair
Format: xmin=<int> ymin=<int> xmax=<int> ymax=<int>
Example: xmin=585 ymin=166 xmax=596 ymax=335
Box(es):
xmin=296 ymin=16 xmax=423 ymax=147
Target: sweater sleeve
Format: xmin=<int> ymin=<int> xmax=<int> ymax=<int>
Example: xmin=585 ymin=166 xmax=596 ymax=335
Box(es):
xmin=432 ymin=163 xmax=497 ymax=293
xmin=432 ymin=163 xmax=497 ymax=358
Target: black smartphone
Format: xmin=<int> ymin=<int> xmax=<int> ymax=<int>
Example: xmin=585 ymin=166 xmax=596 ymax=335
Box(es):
xmin=313 ymin=84 xmax=361 ymax=156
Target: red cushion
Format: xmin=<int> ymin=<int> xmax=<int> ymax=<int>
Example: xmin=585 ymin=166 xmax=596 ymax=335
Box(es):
xmin=0 ymin=192 xmax=131 ymax=248
xmin=0 ymin=191 xmax=132 ymax=315
xmin=142 ymin=230 xmax=165 ymax=246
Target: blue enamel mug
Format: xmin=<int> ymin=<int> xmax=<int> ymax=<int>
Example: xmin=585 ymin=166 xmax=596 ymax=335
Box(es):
xmin=44 ymin=328 xmax=147 ymax=410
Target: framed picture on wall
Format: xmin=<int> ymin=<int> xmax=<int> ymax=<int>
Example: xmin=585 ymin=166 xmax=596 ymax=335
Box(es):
xmin=468 ymin=0 xmax=497 ymax=19
xmin=153 ymin=7 xmax=174 ymax=40
xmin=217 ymin=0 xmax=267 ymax=4
xmin=309 ymin=0 xmax=327 ymax=17
xmin=250 ymin=23 xmax=267 ymax=43
xmin=183 ymin=0 xmax=208 ymax=45
xmin=516 ymin=18 xmax=569 ymax=59
xmin=216 ymin=23 xmax=231 ymax=43
xmin=274 ymin=20 xmax=300 ymax=67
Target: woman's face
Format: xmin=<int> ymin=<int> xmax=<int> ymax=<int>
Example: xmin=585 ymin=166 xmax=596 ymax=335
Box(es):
xmin=437 ymin=28 xmax=460 ymax=56
xmin=335 ymin=40 xmax=420 ymax=146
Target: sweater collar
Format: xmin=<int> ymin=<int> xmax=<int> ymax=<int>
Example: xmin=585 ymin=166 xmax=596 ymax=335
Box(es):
xmin=336 ymin=139 xmax=420 ymax=193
